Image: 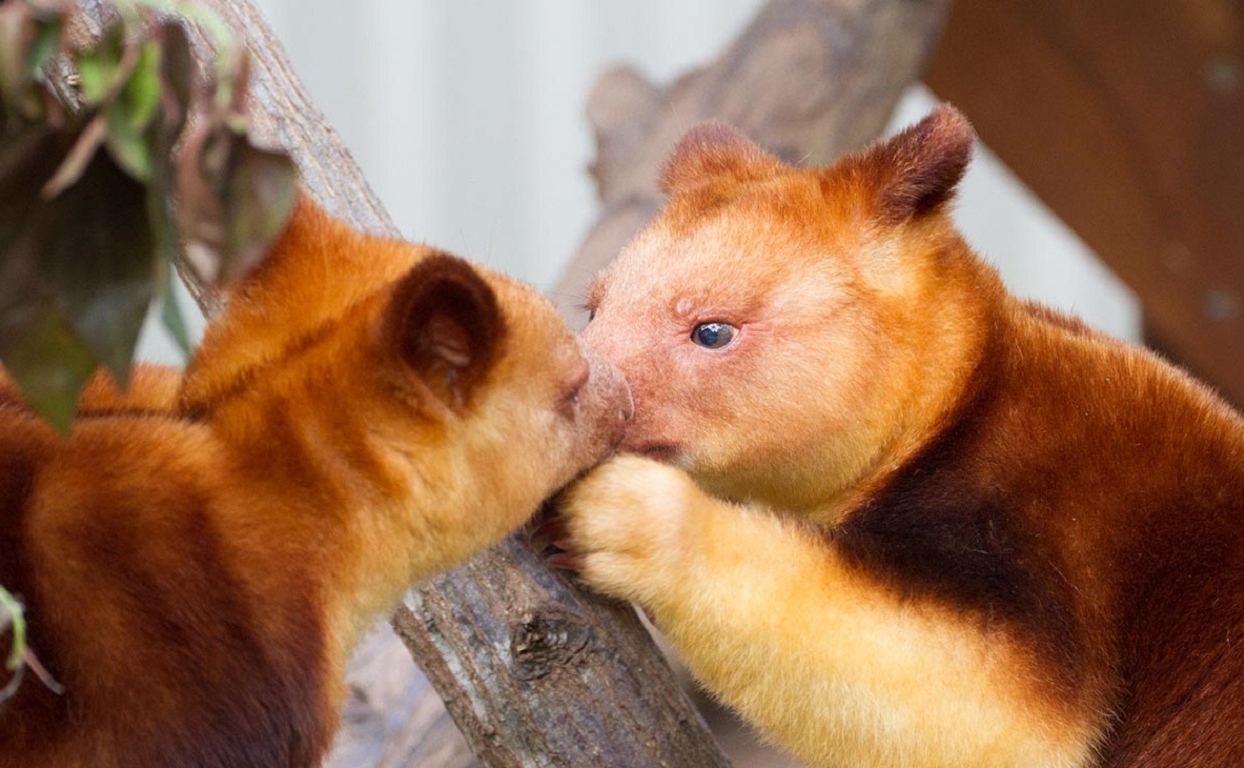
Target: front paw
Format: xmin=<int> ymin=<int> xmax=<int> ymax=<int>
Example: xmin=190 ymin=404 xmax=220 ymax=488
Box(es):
xmin=550 ymin=454 xmax=701 ymax=605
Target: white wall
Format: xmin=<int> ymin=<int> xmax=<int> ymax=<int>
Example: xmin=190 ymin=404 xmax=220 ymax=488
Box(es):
xmin=251 ymin=0 xmax=767 ymax=293
xmin=137 ymin=0 xmax=1139 ymax=363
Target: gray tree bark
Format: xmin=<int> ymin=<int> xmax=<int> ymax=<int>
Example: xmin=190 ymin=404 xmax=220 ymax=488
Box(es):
xmin=71 ymin=0 xmax=950 ymax=765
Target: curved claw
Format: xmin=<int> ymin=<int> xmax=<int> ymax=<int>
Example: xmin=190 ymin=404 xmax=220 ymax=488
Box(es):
xmin=527 ymin=517 xmax=570 ymax=552
xmin=546 ymin=551 xmax=586 ymax=572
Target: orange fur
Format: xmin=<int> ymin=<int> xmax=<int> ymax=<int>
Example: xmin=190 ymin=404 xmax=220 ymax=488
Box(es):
xmin=560 ymin=107 xmax=1244 ymax=767
xmin=0 ymin=195 xmax=631 ymax=767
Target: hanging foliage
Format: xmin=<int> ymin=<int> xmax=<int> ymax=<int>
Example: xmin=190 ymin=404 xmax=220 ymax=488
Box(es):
xmin=0 ymin=0 xmax=298 ymax=432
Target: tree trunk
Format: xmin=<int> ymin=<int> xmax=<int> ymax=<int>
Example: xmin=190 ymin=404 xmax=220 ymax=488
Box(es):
xmin=71 ymin=0 xmax=950 ymax=765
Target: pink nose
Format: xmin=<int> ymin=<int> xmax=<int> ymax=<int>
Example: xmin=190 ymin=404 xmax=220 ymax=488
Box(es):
xmin=581 ymin=343 xmax=632 ymax=449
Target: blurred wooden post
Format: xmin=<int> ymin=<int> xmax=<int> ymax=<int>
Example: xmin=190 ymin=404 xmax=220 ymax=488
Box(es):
xmin=925 ymin=0 xmax=1244 ymax=406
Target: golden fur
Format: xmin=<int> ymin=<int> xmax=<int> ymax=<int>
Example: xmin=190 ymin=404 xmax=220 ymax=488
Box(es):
xmin=558 ymin=107 xmax=1244 ymax=767
xmin=0 ymin=196 xmax=631 ymax=767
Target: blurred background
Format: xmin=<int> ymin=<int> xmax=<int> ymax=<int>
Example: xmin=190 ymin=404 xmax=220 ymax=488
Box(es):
xmin=140 ymin=0 xmax=1159 ymax=364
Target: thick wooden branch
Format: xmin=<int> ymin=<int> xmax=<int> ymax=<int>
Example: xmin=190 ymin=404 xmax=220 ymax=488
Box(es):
xmin=394 ymin=537 xmax=731 ymax=767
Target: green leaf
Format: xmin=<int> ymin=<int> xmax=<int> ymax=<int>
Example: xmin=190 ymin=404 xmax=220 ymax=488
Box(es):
xmin=101 ymin=37 xmax=163 ymax=181
xmin=1 ymin=128 xmax=155 ymax=422
xmin=75 ymin=23 xmax=125 ymax=106
xmin=24 ymin=11 xmax=62 ymax=82
xmin=0 ymin=0 xmax=298 ymax=429
xmin=0 ymin=585 xmax=23 ymax=672
xmin=1 ymin=584 xmax=27 ymax=703
xmin=146 ymin=23 xmax=193 ymax=269
xmin=120 ymin=40 xmax=161 ymax=131
xmin=54 ymin=150 xmax=157 ymax=386
xmin=0 ymin=303 xmax=95 ymax=434
xmin=104 ymin=100 xmax=153 ymax=180
xmin=74 ymin=52 xmax=104 ymax=102
xmin=220 ymin=140 xmax=298 ymax=282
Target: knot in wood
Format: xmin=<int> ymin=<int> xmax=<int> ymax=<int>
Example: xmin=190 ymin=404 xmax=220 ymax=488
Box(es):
xmin=508 ymin=607 xmax=593 ymax=681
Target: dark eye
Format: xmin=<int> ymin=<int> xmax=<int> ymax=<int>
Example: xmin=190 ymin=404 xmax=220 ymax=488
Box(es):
xmin=691 ymin=322 xmax=737 ymax=349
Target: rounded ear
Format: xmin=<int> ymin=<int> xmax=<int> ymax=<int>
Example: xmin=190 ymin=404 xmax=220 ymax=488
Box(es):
xmin=659 ymin=120 xmax=782 ymax=194
xmin=851 ymin=104 xmax=975 ymax=224
xmin=386 ymin=253 xmax=505 ymax=411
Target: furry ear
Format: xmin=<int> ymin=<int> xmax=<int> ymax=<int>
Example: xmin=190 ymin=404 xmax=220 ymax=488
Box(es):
xmin=855 ymin=105 xmax=975 ymax=223
xmin=387 ymin=253 xmax=505 ymax=411
xmin=659 ymin=121 xmax=781 ymax=194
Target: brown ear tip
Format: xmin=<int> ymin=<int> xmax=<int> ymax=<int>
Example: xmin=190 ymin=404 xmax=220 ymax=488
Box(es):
xmin=411 ymin=251 xmax=484 ymax=285
xmin=920 ymin=104 xmax=977 ymax=156
xmin=929 ymin=104 xmax=974 ymax=133
xmin=389 ymin=251 xmax=506 ymax=408
xmin=859 ymin=104 xmax=978 ymax=224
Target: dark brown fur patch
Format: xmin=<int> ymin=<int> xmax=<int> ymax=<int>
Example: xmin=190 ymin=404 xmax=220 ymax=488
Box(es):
xmin=835 ymin=323 xmax=1083 ymax=690
xmin=1100 ymin=392 xmax=1244 ymax=765
xmin=389 ymin=252 xmax=507 ymax=411
xmin=840 ymin=297 xmax=1244 ymax=761
xmin=843 ymin=105 xmax=975 ymax=224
